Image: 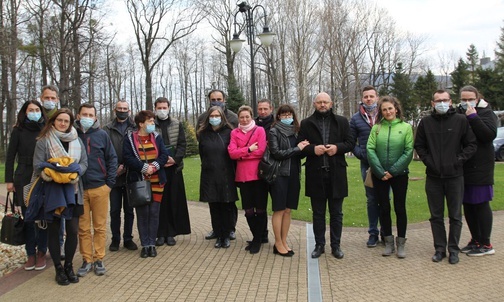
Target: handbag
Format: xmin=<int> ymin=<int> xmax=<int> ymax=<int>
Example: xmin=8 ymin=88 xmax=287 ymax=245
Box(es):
xmin=364 ymin=168 xmax=374 ymax=188
xmin=1 ymin=192 xmax=26 ymax=246
xmin=126 ymin=140 xmax=153 ymax=208
xmin=258 ymin=148 xmax=280 ymax=184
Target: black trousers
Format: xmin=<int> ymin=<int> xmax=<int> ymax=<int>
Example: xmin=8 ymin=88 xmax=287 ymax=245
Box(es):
xmin=373 ymin=174 xmax=408 ymax=238
xmin=463 ymin=201 xmax=493 ymax=246
xmin=48 ymin=217 xmax=79 ymax=265
xmin=209 ymin=202 xmax=235 ymax=238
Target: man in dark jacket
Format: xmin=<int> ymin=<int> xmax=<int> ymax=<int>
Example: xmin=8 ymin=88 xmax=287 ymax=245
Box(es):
xmin=103 ymin=100 xmax=138 ymax=252
xmin=299 ymin=92 xmax=355 ymax=259
xmin=154 ymin=97 xmax=191 ymax=246
xmin=197 ymin=89 xmax=239 ymax=241
xmin=349 ymin=85 xmax=381 ymax=247
xmin=75 ymin=103 xmax=118 ymax=277
xmin=414 ymin=89 xmax=477 ymax=265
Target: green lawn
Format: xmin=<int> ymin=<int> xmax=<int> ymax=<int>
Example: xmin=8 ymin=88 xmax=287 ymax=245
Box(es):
xmin=182 ymin=156 xmax=504 ymax=227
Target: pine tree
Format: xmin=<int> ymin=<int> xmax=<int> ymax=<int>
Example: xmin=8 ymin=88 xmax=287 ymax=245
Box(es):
xmin=466 ymin=44 xmax=479 ymax=84
xmin=413 ymin=70 xmax=438 ymax=112
xmin=450 ymin=58 xmax=469 ymax=96
xmin=226 ymin=76 xmax=245 ymax=113
xmin=495 ymin=23 xmax=504 ymax=72
xmin=390 ymin=63 xmax=413 ymax=120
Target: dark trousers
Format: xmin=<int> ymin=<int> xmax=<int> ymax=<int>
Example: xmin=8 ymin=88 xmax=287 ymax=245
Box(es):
xmin=22 ymin=206 xmax=48 ymax=256
xmin=136 ymin=202 xmax=160 ymax=247
xmin=464 ymin=201 xmax=493 ymax=246
xmin=310 ymin=178 xmax=344 ymax=250
xmin=373 ymin=174 xmax=408 ymax=238
xmin=426 ymin=176 xmax=463 ymax=253
xmin=360 ymin=162 xmax=380 ymax=236
xmin=48 ymin=217 xmax=79 ymax=265
xmin=209 ymin=202 xmax=235 ymax=238
xmin=110 ymin=185 xmax=135 ymax=243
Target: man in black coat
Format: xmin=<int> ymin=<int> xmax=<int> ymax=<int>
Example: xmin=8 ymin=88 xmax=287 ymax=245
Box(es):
xmin=298 ymin=92 xmax=355 ymax=259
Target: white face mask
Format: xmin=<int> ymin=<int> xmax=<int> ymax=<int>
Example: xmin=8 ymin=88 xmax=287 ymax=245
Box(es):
xmin=435 ymin=102 xmax=450 ymax=114
xmin=43 ymin=100 xmax=56 ymax=110
xmin=156 ymin=109 xmax=169 ymax=120
xmin=460 ymin=101 xmax=476 ymax=110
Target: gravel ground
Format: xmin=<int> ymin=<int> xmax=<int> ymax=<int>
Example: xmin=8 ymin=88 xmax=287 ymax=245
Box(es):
xmin=0 ymin=212 xmax=27 ymax=277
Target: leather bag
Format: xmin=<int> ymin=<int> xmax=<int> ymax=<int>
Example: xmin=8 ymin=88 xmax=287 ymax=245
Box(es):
xmin=1 ymin=192 xmax=26 ymax=246
xmin=364 ymin=168 xmax=374 ymax=188
xmin=126 ymin=179 xmax=152 ymax=208
xmin=258 ymin=148 xmax=280 ymax=184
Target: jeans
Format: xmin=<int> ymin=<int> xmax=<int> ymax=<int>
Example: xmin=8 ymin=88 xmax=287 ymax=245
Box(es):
xmin=361 ymin=162 xmax=380 ymax=236
xmin=426 ymin=176 xmax=464 ymax=253
xmin=110 ymin=185 xmax=134 ymax=243
xmin=136 ymin=201 xmax=160 ymax=247
xmin=21 ymin=206 xmax=47 ymax=256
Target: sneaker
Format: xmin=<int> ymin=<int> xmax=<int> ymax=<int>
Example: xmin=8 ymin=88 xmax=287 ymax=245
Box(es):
xmin=124 ymin=240 xmax=138 ymax=250
xmin=94 ymin=260 xmax=106 ymax=276
xmin=25 ymin=255 xmax=36 ymax=271
xmin=366 ymin=234 xmax=379 ymax=248
xmin=109 ymin=240 xmax=120 ymax=251
xmin=77 ymin=261 xmax=93 ymax=277
xmin=35 ymin=251 xmax=47 ymax=270
xmin=461 ymin=240 xmax=479 ymax=253
xmin=467 ymin=245 xmax=495 ymax=257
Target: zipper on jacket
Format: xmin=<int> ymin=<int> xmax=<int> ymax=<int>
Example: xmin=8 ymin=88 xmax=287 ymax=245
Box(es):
xmin=386 ymin=123 xmax=391 ymax=168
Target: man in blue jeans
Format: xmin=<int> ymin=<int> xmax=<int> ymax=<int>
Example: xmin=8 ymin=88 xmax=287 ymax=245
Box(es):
xmin=103 ymin=100 xmax=138 ymax=252
xmin=350 ymin=86 xmax=382 ymax=247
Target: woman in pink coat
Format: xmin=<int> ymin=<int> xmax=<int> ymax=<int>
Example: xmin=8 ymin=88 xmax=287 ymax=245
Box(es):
xmin=228 ymin=105 xmax=267 ymax=254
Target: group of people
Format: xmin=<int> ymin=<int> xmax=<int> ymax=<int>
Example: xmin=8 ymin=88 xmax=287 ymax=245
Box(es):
xmin=6 ymin=86 xmax=191 ymax=285
xmin=5 ymin=83 xmax=497 ymax=286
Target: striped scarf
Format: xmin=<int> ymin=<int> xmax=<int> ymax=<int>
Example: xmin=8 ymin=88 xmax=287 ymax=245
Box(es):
xmin=46 ymin=126 xmax=81 ymax=162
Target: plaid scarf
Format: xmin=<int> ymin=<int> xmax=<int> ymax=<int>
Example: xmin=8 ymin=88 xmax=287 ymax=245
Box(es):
xmin=46 ymin=126 xmax=81 ymax=162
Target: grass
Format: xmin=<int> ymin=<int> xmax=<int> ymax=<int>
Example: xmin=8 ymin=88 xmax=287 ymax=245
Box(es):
xmin=182 ymin=156 xmax=504 ymax=227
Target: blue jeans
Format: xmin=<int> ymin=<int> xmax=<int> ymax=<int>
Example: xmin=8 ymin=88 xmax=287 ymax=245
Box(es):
xmin=136 ymin=202 xmax=160 ymax=247
xmin=110 ymin=186 xmax=135 ymax=243
xmin=361 ymin=162 xmax=380 ymax=236
xmin=22 ymin=206 xmax=48 ymax=256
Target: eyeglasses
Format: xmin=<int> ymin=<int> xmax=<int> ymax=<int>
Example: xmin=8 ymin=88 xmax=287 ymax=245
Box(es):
xmin=280 ymin=113 xmax=293 ymax=118
xmin=460 ymin=98 xmax=476 ymax=102
xmin=432 ymin=99 xmax=451 ymax=104
xmin=55 ymin=118 xmax=70 ymax=124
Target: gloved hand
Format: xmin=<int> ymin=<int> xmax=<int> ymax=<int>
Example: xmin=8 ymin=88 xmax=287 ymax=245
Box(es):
xmin=40 ymin=171 xmax=53 ymax=182
xmin=69 ymin=176 xmax=79 ymax=184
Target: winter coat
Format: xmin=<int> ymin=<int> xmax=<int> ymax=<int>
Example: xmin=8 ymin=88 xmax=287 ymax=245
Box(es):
xmin=366 ymin=118 xmax=413 ymax=178
xmin=5 ymin=120 xmax=44 ymax=206
xmin=76 ymin=120 xmax=118 ymax=190
xmin=228 ymin=125 xmax=267 ymax=182
xmin=298 ymin=111 xmax=355 ymax=199
xmin=349 ymin=104 xmax=377 ymax=164
xmin=268 ymin=126 xmax=302 ymax=177
xmin=414 ymin=108 xmax=477 ymax=178
xmin=198 ymin=125 xmax=238 ymax=203
xmin=456 ymin=100 xmax=498 ymax=185
xmin=154 ymin=116 xmax=186 ymax=172
xmin=103 ymin=118 xmax=136 ymax=187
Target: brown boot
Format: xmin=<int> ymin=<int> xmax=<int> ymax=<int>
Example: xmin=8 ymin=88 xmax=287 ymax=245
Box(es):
xmin=35 ymin=251 xmax=47 ymax=270
xmin=25 ymin=255 xmax=36 ymax=271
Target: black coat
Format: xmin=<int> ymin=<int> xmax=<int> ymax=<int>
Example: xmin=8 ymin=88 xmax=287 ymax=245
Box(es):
xmin=198 ymin=125 xmax=238 ymax=203
xmin=103 ymin=118 xmax=136 ymax=187
xmin=268 ymin=126 xmax=301 ymax=177
xmin=298 ymin=111 xmax=355 ymax=199
xmin=5 ymin=121 xmax=44 ymax=206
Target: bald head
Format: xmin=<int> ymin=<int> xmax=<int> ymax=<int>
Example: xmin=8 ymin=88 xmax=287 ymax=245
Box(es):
xmin=313 ymin=92 xmax=333 ymax=113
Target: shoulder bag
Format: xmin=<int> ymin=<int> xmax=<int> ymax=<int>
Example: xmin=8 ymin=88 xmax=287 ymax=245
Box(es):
xmin=126 ymin=141 xmax=153 ymax=208
xmin=258 ymin=147 xmax=280 ymax=184
xmin=1 ymin=192 xmax=26 ymax=246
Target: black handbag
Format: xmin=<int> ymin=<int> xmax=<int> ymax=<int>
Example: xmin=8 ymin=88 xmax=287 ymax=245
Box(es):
xmin=258 ymin=148 xmax=280 ymax=184
xmin=126 ymin=139 xmax=153 ymax=208
xmin=1 ymin=192 xmax=26 ymax=246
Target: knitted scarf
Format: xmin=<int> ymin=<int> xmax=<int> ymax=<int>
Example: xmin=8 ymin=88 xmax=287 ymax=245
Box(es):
xmin=238 ymin=119 xmax=256 ymax=133
xmin=46 ymin=126 xmax=81 ymax=161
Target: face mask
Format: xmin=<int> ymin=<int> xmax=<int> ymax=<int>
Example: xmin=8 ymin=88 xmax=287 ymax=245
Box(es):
xmin=116 ymin=111 xmax=129 ymax=120
xmin=209 ymin=117 xmax=221 ymax=126
xmin=27 ymin=112 xmax=42 ymax=122
xmin=435 ymin=102 xmax=450 ymax=114
xmin=210 ymin=101 xmax=225 ymax=109
xmin=363 ymin=103 xmax=377 ymax=110
xmin=460 ymin=101 xmax=476 ymax=110
xmin=80 ymin=117 xmax=95 ymax=130
xmin=146 ymin=124 xmax=156 ymax=134
xmin=280 ymin=117 xmax=294 ymax=125
xmin=43 ymin=100 xmax=56 ymax=110
xmin=156 ymin=109 xmax=169 ymax=120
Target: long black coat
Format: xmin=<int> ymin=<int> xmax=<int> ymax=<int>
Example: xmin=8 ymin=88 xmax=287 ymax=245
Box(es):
xmin=198 ymin=125 xmax=238 ymax=203
xmin=298 ymin=111 xmax=355 ymax=199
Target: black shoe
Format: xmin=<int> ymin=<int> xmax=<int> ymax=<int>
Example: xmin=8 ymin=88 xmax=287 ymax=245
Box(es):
xmin=140 ymin=247 xmax=149 ymax=258
xmin=432 ymin=251 xmax=447 ymax=262
xmin=148 ymin=246 xmax=157 ymax=257
xmin=273 ymin=245 xmax=292 ymax=257
xmin=166 ymin=237 xmax=176 ymax=246
xmin=229 ymin=231 xmax=236 ymax=240
xmin=109 ymin=241 xmax=120 ymax=252
xmin=244 ymin=241 xmax=252 ymax=251
xmin=311 ymin=245 xmax=325 ymax=258
xmin=205 ymin=230 xmax=217 ymax=240
xmin=288 ymin=249 xmax=295 ymax=256
xmin=124 ymin=240 xmax=138 ymax=250
xmin=64 ymin=263 xmax=79 ymax=283
xmin=332 ymin=247 xmax=344 ymax=259
xmin=221 ymin=237 xmax=231 ymax=248
xmin=449 ymin=252 xmax=459 ymax=264
xmin=215 ymin=238 xmax=222 ymax=248
xmin=55 ymin=264 xmax=69 ymax=286
xmin=155 ymin=237 xmax=165 ymax=246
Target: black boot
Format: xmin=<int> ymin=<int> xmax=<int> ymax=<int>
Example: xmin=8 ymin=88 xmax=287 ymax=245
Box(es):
xmin=55 ymin=263 xmax=70 ymax=286
xmin=250 ymin=213 xmax=267 ymax=254
xmin=64 ymin=262 xmax=79 ymax=283
xmin=246 ymin=215 xmax=260 ymax=254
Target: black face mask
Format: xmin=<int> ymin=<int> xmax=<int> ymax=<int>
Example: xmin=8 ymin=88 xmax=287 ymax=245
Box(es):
xmin=116 ymin=111 xmax=129 ymax=120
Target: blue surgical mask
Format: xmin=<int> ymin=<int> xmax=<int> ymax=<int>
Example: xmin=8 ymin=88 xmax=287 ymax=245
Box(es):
xmin=27 ymin=112 xmax=42 ymax=122
xmin=435 ymin=102 xmax=450 ymax=114
xmin=460 ymin=101 xmax=476 ymax=110
xmin=210 ymin=101 xmax=225 ymax=109
xmin=363 ymin=103 xmax=377 ymax=110
xmin=80 ymin=117 xmax=95 ymax=130
xmin=146 ymin=124 xmax=156 ymax=134
xmin=43 ymin=100 xmax=56 ymax=110
xmin=209 ymin=117 xmax=221 ymax=126
xmin=280 ymin=117 xmax=294 ymax=125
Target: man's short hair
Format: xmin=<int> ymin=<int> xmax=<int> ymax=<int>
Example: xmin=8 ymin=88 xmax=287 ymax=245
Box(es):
xmin=155 ymin=97 xmax=170 ymax=107
xmin=432 ymin=89 xmax=450 ymax=101
xmin=41 ymin=85 xmax=59 ymax=95
xmin=362 ymin=85 xmax=377 ymax=95
xmin=207 ymin=89 xmax=227 ymax=100
xmin=258 ymin=99 xmax=272 ymax=107
xmin=78 ymin=102 xmax=96 ymax=114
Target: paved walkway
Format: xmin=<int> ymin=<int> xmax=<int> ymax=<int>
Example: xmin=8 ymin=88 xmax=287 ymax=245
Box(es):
xmin=1 ymin=182 xmax=503 ymax=301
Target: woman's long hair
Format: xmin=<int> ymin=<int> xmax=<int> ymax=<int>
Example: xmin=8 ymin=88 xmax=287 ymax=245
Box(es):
xmin=15 ymin=100 xmax=46 ymax=128
xmin=377 ymin=96 xmax=404 ymax=121
xmin=272 ymin=104 xmax=300 ymax=132
xmin=37 ymin=108 xmax=75 ymax=139
xmin=197 ymin=106 xmax=234 ymax=136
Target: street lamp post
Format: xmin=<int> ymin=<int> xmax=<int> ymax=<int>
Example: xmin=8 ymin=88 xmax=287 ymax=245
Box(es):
xmin=230 ymin=1 xmax=275 ymax=116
